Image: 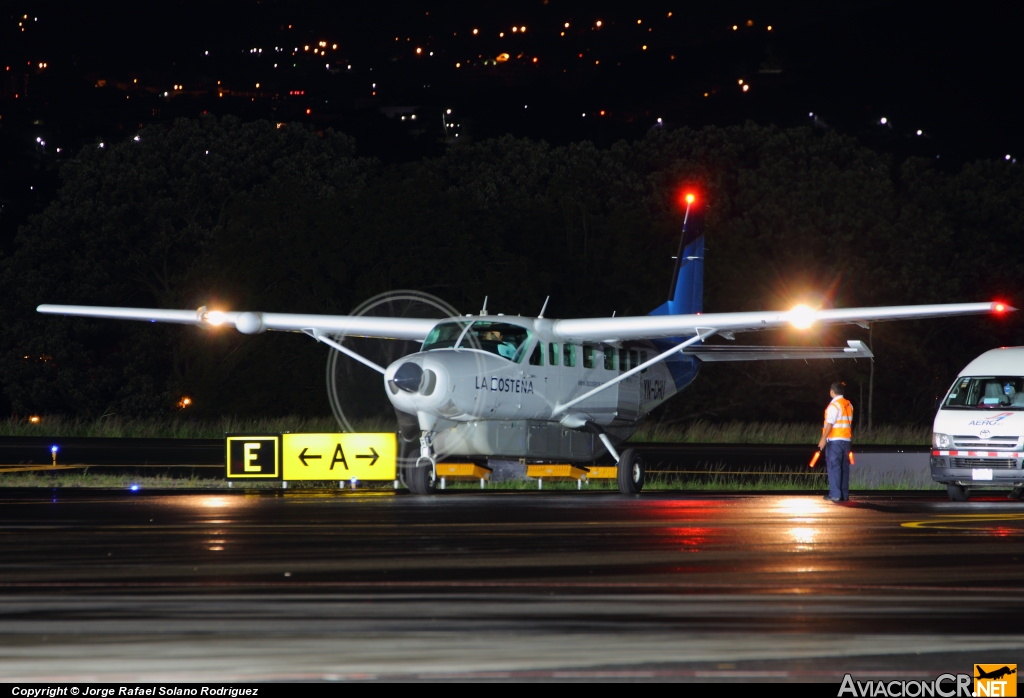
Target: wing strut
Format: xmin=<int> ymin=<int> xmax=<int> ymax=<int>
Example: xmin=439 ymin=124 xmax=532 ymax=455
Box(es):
xmin=552 ymin=328 xmax=717 ymax=418
xmin=596 ymin=431 xmax=621 ymax=463
xmin=304 ymin=330 xmax=387 ymax=375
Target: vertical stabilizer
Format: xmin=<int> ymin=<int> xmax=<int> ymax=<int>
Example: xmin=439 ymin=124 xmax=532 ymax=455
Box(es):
xmin=648 ymin=200 xmax=705 ymax=392
xmin=649 ymin=203 xmax=704 ymax=317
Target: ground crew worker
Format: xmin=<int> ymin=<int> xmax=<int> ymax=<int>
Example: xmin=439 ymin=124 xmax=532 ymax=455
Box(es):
xmin=817 ymin=381 xmax=853 ymax=502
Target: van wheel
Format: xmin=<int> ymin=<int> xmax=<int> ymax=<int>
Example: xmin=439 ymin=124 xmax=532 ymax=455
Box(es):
xmin=946 ymin=483 xmax=970 ymax=502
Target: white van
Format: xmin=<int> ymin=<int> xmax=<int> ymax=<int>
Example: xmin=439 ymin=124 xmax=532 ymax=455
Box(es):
xmin=932 ymin=347 xmax=1024 ymax=501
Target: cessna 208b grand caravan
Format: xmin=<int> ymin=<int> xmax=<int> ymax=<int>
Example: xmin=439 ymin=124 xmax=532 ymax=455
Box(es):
xmin=38 ymin=199 xmax=1012 ymax=494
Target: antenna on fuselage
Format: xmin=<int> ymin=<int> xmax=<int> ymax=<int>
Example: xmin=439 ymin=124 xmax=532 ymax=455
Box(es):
xmin=538 ymin=296 xmax=550 ymax=318
xmin=479 ymin=296 xmax=489 ymax=316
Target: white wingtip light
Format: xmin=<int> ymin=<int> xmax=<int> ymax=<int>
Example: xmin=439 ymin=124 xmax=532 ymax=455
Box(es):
xmin=205 ymin=310 xmax=227 ymax=326
xmin=788 ymin=304 xmax=817 ymax=329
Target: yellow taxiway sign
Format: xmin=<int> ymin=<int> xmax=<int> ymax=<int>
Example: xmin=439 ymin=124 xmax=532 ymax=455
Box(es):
xmin=281 ymin=432 xmax=397 ymax=481
xmin=225 ymin=435 xmax=280 ymax=478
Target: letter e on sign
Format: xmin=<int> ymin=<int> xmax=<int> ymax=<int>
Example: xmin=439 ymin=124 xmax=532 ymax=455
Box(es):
xmin=226 ymin=435 xmax=280 ymax=479
xmin=244 ymin=442 xmax=261 ymax=471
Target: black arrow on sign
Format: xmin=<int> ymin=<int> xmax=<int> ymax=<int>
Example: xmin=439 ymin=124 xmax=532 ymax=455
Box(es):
xmin=299 ymin=448 xmax=322 ymax=467
xmin=356 ymin=447 xmax=380 ymax=467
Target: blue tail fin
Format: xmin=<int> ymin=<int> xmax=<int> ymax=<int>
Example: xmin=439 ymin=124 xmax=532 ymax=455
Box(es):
xmin=648 ymin=204 xmax=705 ymax=392
xmin=649 ymin=205 xmax=704 ymax=316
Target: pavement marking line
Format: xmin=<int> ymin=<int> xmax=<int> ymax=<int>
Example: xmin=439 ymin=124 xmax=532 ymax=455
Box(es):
xmin=902 ymin=513 xmax=1024 ymax=530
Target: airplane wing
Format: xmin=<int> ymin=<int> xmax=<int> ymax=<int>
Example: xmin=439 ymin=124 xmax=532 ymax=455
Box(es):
xmin=35 ymin=304 xmax=437 ymax=341
xmin=37 ymin=301 xmax=1011 ymax=346
xmin=550 ymin=302 xmax=1012 ymax=343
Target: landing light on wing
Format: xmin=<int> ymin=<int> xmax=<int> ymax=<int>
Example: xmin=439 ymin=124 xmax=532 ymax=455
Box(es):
xmin=205 ymin=310 xmax=226 ymax=326
xmin=788 ymin=303 xmax=817 ymax=329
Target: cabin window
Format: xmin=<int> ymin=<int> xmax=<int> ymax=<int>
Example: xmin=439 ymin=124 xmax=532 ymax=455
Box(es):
xmin=563 ymin=343 xmax=576 ymax=367
xmin=549 ymin=342 xmax=559 ymax=366
xmin=628 ymin=349 xmax=640 ymax=371
xmin=639 ymin=350 xmax=648 ymax=373
xmin=583 ymin=344 xmax=596 ymax=369
xmin=604 ymin=346 xmax=617 ymax=371
xmin=529 ymin=342 xmax=543 ymax=366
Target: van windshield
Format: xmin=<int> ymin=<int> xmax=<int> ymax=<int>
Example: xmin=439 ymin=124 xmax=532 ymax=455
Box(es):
xmin=942 ymin=376 xmax=1024 ymax=409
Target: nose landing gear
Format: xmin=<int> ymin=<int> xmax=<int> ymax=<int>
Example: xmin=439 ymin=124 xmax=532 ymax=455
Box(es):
xmin=403 ymin=431 xmax=438 ymax=495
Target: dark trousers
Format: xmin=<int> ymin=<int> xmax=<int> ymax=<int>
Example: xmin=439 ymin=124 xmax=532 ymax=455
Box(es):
xmin=825 ymin=439 xmax=851 ymax=500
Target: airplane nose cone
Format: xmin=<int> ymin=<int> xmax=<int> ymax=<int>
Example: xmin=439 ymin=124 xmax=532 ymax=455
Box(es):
xmin=390 ymin=361 xmax=424 ymax=393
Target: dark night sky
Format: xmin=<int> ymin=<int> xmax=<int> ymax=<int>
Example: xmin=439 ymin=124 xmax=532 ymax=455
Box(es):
xmin=3 ymin=1 xmax=1023 ymax=243
xmin=5 ymin=1 xmax=1023 ymax=159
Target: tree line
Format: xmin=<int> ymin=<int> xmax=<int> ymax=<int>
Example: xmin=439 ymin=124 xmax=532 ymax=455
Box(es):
xmin=1 ymin=116 xmax=1020 ymax=426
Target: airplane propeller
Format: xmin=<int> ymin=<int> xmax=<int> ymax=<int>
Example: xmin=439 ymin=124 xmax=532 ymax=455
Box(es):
xmin=326 ymin=289 xmax=460 ymax=434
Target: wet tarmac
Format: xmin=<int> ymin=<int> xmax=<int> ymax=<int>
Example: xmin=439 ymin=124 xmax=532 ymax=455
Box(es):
xmin=2 ymin=488 xmax=1023 ymax=682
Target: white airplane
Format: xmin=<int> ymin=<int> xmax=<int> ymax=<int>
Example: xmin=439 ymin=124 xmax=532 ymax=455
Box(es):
xmin=37 ymin=199 xmax=1013 ymax=494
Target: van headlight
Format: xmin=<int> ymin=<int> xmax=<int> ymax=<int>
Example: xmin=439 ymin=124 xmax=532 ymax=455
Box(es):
xmin=933 ymin=433 xmax=952 ymax=449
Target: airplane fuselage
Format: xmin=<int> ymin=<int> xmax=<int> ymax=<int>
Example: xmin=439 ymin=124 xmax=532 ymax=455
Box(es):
xmin=383 ymin=315 xmax=699 ymax=461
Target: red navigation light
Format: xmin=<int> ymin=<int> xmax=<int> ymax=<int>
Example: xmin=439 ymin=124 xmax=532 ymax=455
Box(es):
xmin=677 ymin=190 xmax=698 ymax=209
xmin=993 ymin=301 xmax=1008 ymax=313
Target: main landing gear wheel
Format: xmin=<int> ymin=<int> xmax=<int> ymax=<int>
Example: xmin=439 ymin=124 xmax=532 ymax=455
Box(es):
xmin=617 ymin=448 xmax=645 ymax=494
xmin=946 ymin=483 xmax=970 ymax=502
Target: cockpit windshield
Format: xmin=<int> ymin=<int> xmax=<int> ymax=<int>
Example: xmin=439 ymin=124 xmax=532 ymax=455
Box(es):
xmin=420 ymin=321 xmax=468 ymax=351
xmin=942 ymin=376 xmax=1024 ymax=409
xmin=421 ymin=320 xmax=531 ymax=362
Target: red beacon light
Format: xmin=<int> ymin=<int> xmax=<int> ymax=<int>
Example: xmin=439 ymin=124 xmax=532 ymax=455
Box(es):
xmin=677 ymin=191 xmax=699 ymax=227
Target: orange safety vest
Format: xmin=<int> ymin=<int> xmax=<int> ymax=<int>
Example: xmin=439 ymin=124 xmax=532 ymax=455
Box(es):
xmin=823 ymin=397 xmax=853 ymax=441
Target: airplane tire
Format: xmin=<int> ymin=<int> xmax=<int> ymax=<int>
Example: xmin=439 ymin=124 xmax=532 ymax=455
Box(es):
xmin=946 ymin=483 xmax=970 ymax=502
xmin=406 ymin=462 xmax=437 ymax=495
xmin=617 ymin=448 xmax=645 ymax=495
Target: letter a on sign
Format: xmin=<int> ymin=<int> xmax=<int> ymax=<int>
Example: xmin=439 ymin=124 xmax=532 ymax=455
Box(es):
xmin=331 ymin=443 xmax=348 ymax=470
